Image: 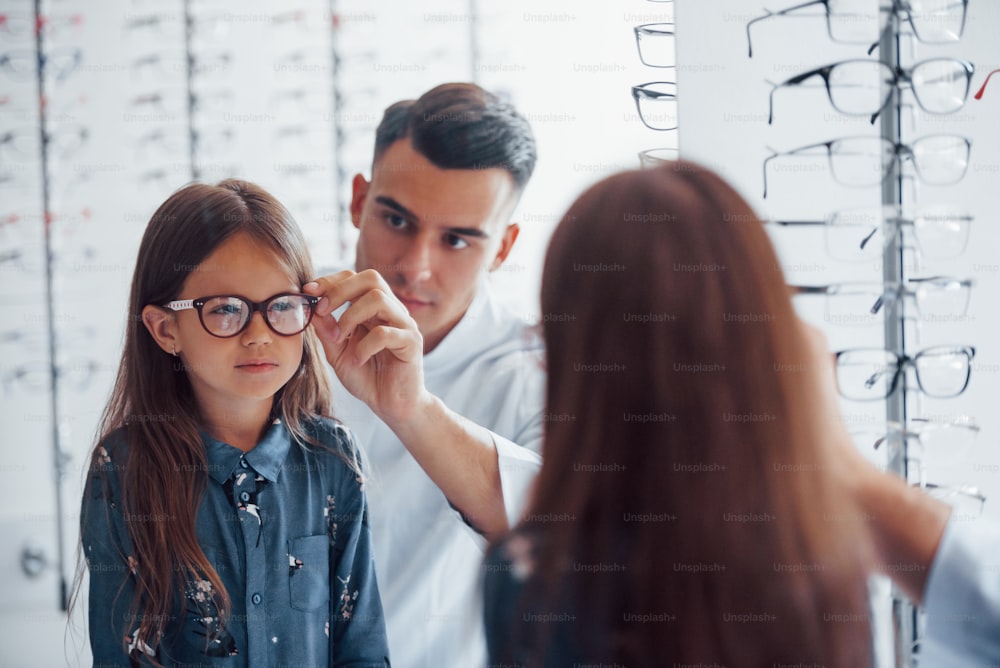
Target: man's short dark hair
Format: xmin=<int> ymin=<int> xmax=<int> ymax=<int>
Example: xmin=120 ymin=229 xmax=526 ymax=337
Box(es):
xmin=372 ymin=82 xmax=537 ymax=191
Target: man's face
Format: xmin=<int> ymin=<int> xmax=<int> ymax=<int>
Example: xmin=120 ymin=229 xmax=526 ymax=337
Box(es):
xmin=350 ymin=138 xmax=520 ymax=353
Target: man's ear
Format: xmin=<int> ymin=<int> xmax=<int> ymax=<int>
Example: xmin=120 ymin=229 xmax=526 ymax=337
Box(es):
xmin=142 ymin=305 xmax=180 ymax=356
xmin=489 ymin=223 xmax=520 ymax=272
xmin=349 ymin=173 xmax=370 ymax=230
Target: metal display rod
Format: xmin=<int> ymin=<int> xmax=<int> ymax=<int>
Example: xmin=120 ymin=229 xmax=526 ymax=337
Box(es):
xmin=878 ymin=11 xmax=914 ymax=668
xmin=34 ymin=0 xmax=70 ymax=611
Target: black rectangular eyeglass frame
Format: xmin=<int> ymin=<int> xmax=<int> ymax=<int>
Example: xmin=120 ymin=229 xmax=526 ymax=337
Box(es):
xmin=834 ymin=345 xmax=976 ymax=400
xmin=767 ymin=57 xmax=974 ymax=124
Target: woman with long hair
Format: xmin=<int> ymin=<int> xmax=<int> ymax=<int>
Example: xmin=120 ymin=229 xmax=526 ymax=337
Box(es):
xmin=76 ymin=179 xmax=388 ymax=666
xmin=484 ymin=161 xmax=874 ymax=666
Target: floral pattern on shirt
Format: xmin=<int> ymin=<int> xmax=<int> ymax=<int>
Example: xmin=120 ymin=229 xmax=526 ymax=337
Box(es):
xmin=185 ymin=578 xmax=238 ymax=657
xmin=325 ymin=494 xmax=337 ymax=543
xmin=337 ymin=575 xmax=359 ymax=621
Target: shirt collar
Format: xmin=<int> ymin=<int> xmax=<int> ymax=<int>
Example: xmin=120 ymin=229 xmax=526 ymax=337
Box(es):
xmin=203 ymin=419 xmax=291 ymax=484
xmin=424 ymin=276 xmax=491 ymax=369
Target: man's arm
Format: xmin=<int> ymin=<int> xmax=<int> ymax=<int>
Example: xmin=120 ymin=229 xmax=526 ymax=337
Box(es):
xmin=304 ymin=270 xmax=512 ymax=538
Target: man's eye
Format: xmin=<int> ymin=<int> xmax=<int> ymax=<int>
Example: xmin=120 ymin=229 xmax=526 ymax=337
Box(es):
xmin=385 ymin=214 xmax=408 ymax=229
xmin=443 ymin=234 xmax=469 ymax=250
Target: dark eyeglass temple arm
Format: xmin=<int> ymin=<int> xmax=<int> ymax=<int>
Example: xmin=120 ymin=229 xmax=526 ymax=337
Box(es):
xmin=859 ymin=226 xmax=880 ymax=250
xmin=761 ymin=148 xmax=781 ymax=199
xmin=787 ymin=284 xmax=832 ymax=295
xmin=869 ymin=285 xmax=904 ymax=315
xmin=769 ymin=67 xmax=833 ymax=124
xmin=865 ymin=17 xmax=892 ymax=56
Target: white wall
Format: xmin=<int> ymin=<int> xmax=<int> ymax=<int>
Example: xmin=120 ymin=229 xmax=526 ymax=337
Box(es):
xmin=4 ymin=0 xmax=996 ymax=665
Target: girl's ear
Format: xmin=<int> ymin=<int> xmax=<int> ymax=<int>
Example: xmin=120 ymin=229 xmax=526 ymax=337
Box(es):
xmin=142 ymin=305 xmax=180 ymax=356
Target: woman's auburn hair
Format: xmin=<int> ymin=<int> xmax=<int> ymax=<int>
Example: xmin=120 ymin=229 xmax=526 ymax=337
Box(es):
xmin=78 ymin=179 xmax=345 ymax=662
xmin=506 ymin=161 xmax=874 ymax=665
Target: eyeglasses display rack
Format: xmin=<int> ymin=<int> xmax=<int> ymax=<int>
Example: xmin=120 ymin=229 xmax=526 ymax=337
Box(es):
xmin=630 ymin=0 xmax=677 ymax=167
xmin=878 ymin=9 xmax=980 ymax=665
xmin=33 ymin=0 xmax=70 ymax=613
xmin=746 ymin=3 xmax=981 ymax=665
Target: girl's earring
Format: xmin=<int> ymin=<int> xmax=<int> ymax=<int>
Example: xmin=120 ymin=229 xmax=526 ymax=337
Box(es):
xmin=171 ymin=344 xmax=178 ymax=357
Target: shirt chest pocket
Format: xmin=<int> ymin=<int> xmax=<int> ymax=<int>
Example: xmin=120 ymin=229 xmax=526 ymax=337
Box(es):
xmin=287 ymin=535 xmax=330 ymax=612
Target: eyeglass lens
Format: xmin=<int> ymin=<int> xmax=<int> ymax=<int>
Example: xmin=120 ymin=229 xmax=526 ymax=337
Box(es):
xmin=634 ymin=23 xmax=675 ymax=68
xmin=825 ymin=135 xmax=970 ymax=187
xmin=632 ymin=81 xmax=678 ymax=131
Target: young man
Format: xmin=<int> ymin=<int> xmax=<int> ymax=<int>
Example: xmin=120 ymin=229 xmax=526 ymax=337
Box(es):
xmin=305 ymin=83 xmax=544 ymax=667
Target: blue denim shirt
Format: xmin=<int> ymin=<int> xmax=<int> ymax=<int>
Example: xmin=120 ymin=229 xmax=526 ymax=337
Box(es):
xmin=82 ymin=418 xmax=390 ymax=667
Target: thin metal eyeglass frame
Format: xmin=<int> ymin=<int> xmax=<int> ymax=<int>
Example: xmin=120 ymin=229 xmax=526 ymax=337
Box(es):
xmin=746 ymin=0 xmax=970 ymax=58
xmin=761 ymin=134 xmax=972 ymax=198
xmin=792 ymin=276 xmax=973 ymax=319
xmin=872 ymin=417 xmax=980 ymax=451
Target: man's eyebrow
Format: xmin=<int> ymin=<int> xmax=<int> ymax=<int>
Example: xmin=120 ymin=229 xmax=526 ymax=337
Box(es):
xmin=445 ymin=227 xmax=490 ymax=239
xmin=374 ymin=196 xmax=417 ymax=221
xmin=373 ymin=195 xmax=490 ymax=239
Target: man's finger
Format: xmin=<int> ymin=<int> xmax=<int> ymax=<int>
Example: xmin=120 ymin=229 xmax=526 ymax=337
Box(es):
xmin=336 ymin=288 xmax=413 ymax=343
xmin=353 ymin=324 xmax=423 ymax=366
xmin=304 ymin=269 xmax=395 ymax=317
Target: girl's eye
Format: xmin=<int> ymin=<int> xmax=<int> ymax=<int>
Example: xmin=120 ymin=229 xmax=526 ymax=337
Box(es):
xmin=211 ymin=303 xmax=243 ymax=316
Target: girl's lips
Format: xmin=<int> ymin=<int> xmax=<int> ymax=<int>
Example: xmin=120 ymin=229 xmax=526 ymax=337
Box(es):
xmin=236 ymin=360 xmax=278 ymax=372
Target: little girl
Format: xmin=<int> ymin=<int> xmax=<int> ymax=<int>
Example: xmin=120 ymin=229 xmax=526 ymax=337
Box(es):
xmin=78 ymin=179 xmax=389 ymax=666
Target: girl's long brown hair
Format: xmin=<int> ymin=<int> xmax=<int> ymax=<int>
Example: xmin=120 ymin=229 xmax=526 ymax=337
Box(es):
xmin=508 ymin=162 xmax=873 ymax=665
xmin=77 ymin=179 xmax=340 ymax=661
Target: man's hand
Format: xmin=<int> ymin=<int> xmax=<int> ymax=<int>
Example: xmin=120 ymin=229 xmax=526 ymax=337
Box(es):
xmin=304 ymin=270 xmax=431 ymax=425
xmin=304 ymin=270 xmax=509 ymax=536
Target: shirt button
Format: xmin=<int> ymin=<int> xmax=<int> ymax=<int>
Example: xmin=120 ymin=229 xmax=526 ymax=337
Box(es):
xmin=239 ymin=491 xmax=251 ymax=503
xmin=240 ymin=458 xmax=249 ymax=469
xmin=251 ymin=593 xmax=262 ymax=605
